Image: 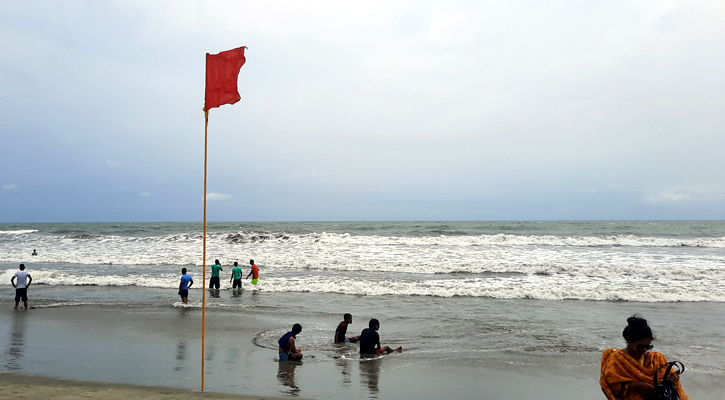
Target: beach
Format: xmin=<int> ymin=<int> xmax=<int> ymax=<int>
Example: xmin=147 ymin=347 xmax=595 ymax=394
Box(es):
xmin=1 ymin=289 xmax=724 ymax=399
xmin=1 ymin=221 xmax=724 ymax=398
xmin=0 ymin=372 xmax=298 ymax=400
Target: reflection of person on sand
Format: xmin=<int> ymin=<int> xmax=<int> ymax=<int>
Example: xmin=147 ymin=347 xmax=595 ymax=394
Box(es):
xmin=277 ymin=359 xmax=300 ymax=396
xmin=334 ymin=313 xmax=361 ymax=343
xmin=246 ymin=259 xmax=259 ymax=285
xmin=209 ymin=259 xmax=222 ymax=289
xmin=600 ymin=315 xmax=689 ymax=400
xmin=230 ymin=262 xmax=242 ymax=289
xmin=359 ymin=356 xmax=382 ymax=396
xmin=278 ymin=323 xmax=303 ymax=361
xmin=11 ymin=264 xmax=32 ymax=310
xmin=178 ymin=268 xmax=193 ymax=304
xmin=359 ymin=319 xmax=402 ymax=355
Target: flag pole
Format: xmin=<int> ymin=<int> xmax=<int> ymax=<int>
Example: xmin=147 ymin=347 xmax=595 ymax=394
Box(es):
xmin=201 ymin=109 xmax=209 ymax=391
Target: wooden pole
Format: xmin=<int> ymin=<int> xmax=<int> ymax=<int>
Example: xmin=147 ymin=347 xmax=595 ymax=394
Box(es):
xmin=202 ymin=109 xmax=209 ymax=391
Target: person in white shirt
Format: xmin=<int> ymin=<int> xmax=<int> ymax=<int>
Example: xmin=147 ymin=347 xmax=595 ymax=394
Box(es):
xmin=11 ymin=264 xmax=32 ymax=310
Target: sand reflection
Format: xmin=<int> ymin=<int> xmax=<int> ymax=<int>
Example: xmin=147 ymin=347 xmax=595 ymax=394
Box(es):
xmin=4 ymin=313 xmax=28 ymax=371
xmin=277 ymin=361 xmax=300 ymax=396
xmin=359 ymin=356 xmax=382 ymax=398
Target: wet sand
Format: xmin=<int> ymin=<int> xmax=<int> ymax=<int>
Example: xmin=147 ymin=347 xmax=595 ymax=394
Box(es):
xmin=1 ymin=291 xmax=723 ymax=399
xmin=0 ymin=372 xmax=299 ymax=400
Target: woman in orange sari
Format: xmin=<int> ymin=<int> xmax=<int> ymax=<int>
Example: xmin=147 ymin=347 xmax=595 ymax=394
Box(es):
xmin=600 ymin=316 xmax=689 ymax=400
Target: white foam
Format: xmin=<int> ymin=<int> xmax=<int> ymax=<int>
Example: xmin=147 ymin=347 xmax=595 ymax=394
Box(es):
xmin=254 ymin=275 xmax=725 ymax=302
xmin=0 ymin=229 xmax=38 ymax=234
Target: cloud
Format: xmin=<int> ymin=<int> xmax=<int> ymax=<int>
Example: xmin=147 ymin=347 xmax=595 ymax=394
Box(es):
xmin=2 ymin=184 xmax=18 ymax=190
xmin=646 ymin=191 xmax=725 ymax=203
xmin=206 ymin=192 xmax=232 ymax=201
xmin=139 ymin=192 xmax=150 ymax=197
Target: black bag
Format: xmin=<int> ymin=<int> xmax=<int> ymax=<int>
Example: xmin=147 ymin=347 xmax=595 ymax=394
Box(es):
xmin=653 ymin=361 xmax=684 ymax=400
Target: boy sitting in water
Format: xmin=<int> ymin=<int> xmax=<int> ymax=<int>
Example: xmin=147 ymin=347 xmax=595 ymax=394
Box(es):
xmin=359 ymin=318 xmax=402 ymax=355
xmin=278 ymin=323 xmax=303 ymax=361
xmin=334 ymin=313 xmax=361 ymax=343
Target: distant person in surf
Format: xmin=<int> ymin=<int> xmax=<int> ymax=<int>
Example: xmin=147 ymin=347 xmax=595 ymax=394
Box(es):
xmin=11 ymin=264 xmax=32 ymax=310
xmin=278 ymin=323 xmax=303 ymax=361
xmin=209 ymin=259 xmax=222 ymax=289
xmin=335 ymin=313 xmax=361 ymax=343
xmin=359 ymin=319 xmax=402 ymax=355
xmin=230 ymin=261 xmax=243 ymax=289
xmin=31 ymin=249 xmax=37 ymax=256
xmin=246 ymin=259 xmax=259 ymax=285
xmin=178 ymin=268 xmax=193 ymax=303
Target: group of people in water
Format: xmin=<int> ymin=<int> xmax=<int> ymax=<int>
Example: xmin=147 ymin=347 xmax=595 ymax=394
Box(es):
xmin=8 ymin=261 xmax=691 ymax=398
xmin=178 ymin=259 xmax=259 ymax=303
xmin=278 ymin=314 xmax=403 ymax=362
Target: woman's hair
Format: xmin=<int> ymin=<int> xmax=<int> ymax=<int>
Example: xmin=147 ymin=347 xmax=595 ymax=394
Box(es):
xmin=622 ymin=315 xmax=653 ymax=342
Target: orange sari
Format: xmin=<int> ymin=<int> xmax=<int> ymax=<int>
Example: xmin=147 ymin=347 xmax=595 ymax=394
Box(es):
xmin=600 ymin=349 xmax=689 ymax=400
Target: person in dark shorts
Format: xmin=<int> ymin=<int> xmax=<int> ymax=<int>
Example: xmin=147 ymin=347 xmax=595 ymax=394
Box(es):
xmin=334 ymin=313 xmax=361 ymax=343
xmin=11 ymin=264 xmax=32 ymax=310
xmin=209 ymin=259 xmax=223 ymax=289
xmin=178 ymin=268 xmax=193 ymax=303
xmin=359 ymin=318 xmax=402 ymax=355
xmin=230 ymin=262 xmax=243 ymax=289
xmin=278 ymin=323 xmax=303 ymax=361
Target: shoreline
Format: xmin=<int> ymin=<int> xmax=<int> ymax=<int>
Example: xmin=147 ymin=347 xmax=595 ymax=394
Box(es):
xmin=0 ymin=372 xmax=305 ymax=400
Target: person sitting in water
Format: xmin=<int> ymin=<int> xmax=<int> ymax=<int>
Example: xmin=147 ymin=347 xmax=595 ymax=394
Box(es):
xmin=31 ymin=249 xmax=37 ymax=256
xmin=334 ymin=313 xmax=361 ymax=343
xmin=600 ymin=315 xmax=689 ymax=400
xmin=278 ymin=323 xmax=303 ymax=361
xmin=359 ymin=318 xmax=402 ymax=355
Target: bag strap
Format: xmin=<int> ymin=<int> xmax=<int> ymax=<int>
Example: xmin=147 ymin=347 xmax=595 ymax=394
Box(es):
xmin=653 ymin=361 xmax=685 ymax=389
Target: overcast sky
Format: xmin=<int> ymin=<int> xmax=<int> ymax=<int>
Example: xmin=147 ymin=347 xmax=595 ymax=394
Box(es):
xmin=1 ymin=1 xmax=724 ymax=222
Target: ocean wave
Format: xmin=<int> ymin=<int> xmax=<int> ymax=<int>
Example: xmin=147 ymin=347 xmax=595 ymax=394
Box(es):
xmin=5 ymin=270 xmax=723 ymax=302
xmin=4 ymin=229 xmax=725 ymax=248
xmin=0 ymin=229 xmax=38 ymax=235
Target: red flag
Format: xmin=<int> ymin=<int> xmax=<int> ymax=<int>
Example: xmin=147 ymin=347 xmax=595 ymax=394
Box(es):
xmin=204 ymin=46 xmax=247 ymax=111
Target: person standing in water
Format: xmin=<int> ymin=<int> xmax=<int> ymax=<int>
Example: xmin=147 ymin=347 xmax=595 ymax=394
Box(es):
xmin=246 ymin=259 xmax=259 ymax=285
xmin=209 ymin=259 xmax=223 ymax=289
xmin=230 ymin=261 xmax=243 ymax=289
xmin=11 ymin=264 xmax=32 ymax=310
xmin=178 ymin=268 xmax=194 ymax=303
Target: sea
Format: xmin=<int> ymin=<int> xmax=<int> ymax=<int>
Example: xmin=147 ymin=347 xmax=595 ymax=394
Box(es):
xmin=2 ymin=221 xmax=724 ymax=302
xmin=1 ymin=221 xmax=724 ymax=398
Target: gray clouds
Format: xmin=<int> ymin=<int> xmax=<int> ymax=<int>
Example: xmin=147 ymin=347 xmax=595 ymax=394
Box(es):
xmin=1 ymin=1 xmax=723 ymax=222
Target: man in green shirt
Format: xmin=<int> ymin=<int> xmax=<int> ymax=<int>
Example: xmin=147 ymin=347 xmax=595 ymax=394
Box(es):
xmin=210 ymin=259 xmax=223 ymax=289
xmin=230 ymin=261 xmax=243 ymax=289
